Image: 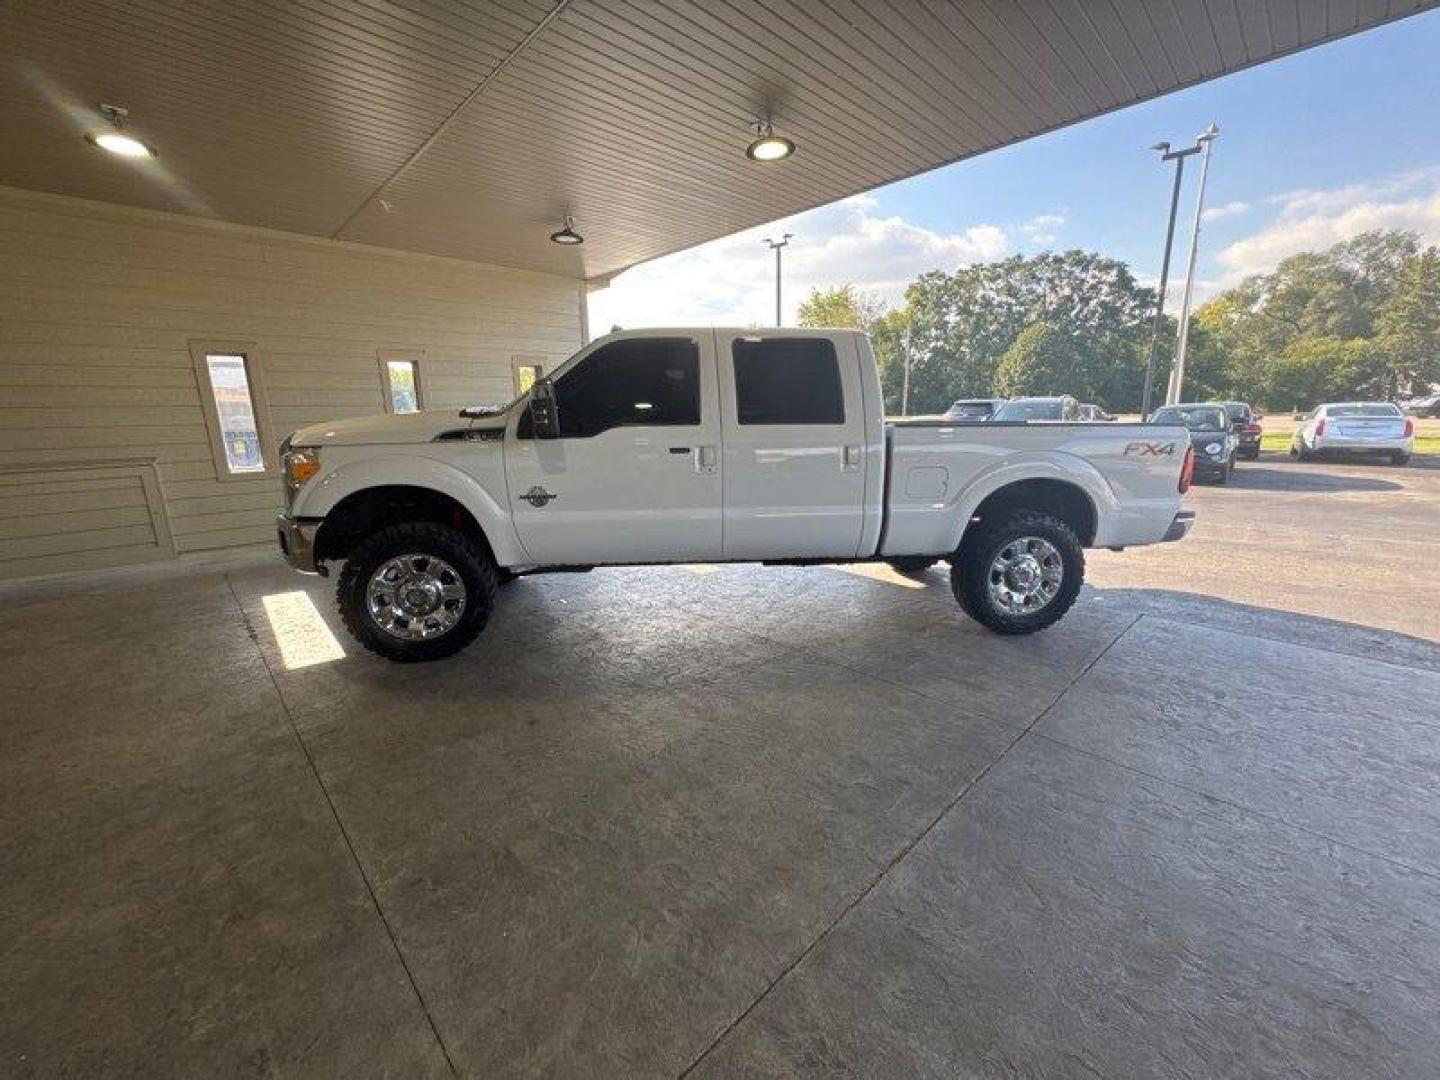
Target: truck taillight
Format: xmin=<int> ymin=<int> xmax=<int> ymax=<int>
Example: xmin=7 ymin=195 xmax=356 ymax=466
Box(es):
xmin=1315 ymin=418 xmax=1326 ymax=436
xmin=1178 ymin=446 xmax=1195 ymax=493
xmin=1404 ymin=418 xmax=1414 ymax=437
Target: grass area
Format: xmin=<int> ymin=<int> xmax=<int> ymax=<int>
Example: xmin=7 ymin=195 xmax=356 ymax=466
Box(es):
xmin=1259 ymin=432 xmax=1440 ymax=453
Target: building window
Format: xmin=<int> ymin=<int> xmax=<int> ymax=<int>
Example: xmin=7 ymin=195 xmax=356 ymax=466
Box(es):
xmin=190 ymin=342 xmax=275 ymax=480
xmin=379 ymin=351 xmax=423 ymax=413
xmin=512 ymin=356 xmax=545 ymax=397
xmin=732 ymin=337 xmax=844 ymax=425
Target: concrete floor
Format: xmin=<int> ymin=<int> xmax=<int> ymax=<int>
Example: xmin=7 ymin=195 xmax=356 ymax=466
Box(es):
xmin=4 ymin=465 xmax=1439 ymax=1078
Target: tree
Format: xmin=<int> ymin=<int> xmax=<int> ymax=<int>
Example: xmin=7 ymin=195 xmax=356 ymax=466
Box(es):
xmin=995 ymin=323 xmax=1089 ymax=397
xmin=796 ymin=284 xmax=884 ymax=330
xmin=1193 ymin=229 xmax=1436 ymax=408
xmin=1376 ymin=248 xmax=1440 ymax=398
xmin=902 ymin=251 xmax=1157 ymax=412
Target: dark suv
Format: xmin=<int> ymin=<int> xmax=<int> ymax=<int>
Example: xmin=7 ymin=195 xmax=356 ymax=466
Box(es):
xmin=1221 ymin=401 xmax=1263 ymax=460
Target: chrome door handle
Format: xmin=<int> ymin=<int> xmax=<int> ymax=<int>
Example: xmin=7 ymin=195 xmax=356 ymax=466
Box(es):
xmin=697 ymin=445 xmax=718 ymax=473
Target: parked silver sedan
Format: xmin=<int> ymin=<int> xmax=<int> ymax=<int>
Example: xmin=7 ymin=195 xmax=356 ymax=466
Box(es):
xmin=1291 ymin=402 xmax=1413 ymax=465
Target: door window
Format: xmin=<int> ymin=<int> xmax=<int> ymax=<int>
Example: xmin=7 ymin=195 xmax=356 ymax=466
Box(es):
xmin=732 ymin=337 xmax=844 ymax=425
xmin=547 ymin=337 xmax=700 ymax=437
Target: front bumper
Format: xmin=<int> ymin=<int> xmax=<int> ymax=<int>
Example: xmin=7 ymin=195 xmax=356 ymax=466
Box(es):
xmin=276 ymin=512 xmax=325 ymax=575
xmin=1161 ymin=510 xmax=1195 ymax=543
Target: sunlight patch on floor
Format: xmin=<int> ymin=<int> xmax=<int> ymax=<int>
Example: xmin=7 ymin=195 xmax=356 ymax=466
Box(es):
xmin=677 ymin=564 xmax=720 ymax=575
xmin=261 ymin=591 xmax=346 ymax=669
xmin=829 ymin=563 xmax=930 ymax=589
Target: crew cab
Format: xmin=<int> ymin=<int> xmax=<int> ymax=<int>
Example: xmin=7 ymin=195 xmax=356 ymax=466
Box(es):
xmin=277 ymin=329 xmax=1195 ymax=661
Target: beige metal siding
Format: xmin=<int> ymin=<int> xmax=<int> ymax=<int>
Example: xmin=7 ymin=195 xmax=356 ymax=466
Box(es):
xmin=0 ymin=186 xmax=583 ymax=577
xmin=0 ymin=461 xmax=175 ymax=578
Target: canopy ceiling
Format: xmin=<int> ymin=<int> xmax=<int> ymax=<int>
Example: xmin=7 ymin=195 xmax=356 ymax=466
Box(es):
xmin=2 ymin=0 xmax=1433 ymax=280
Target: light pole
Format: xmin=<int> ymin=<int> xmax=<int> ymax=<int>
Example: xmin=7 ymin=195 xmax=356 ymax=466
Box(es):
xmin=1140 ymin=139 xmax=1201 ymax=418
xmin=763 ymin=234 xmax=792 ymax=325
xmin=1167 ymin=123 xmax=1219 ymax=406
xmin=901 ymin=326 xmax=913 ymax=416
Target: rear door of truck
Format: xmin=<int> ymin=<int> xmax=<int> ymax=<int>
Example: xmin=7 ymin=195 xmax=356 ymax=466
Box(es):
xmin=716 ymin=330 xmax=882 ymax=559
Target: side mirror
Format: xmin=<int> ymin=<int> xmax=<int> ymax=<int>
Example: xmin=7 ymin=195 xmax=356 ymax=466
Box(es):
xmin=529 ymin=377 xmax=559 ymax=439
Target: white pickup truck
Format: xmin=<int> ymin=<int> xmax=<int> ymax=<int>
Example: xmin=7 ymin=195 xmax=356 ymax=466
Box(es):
xmin=277 ymin=329 xmax=1195 ymax=661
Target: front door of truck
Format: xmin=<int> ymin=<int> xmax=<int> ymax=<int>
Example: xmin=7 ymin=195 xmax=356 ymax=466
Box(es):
xmin=718 ymin=333 xmax=874 ymax=559
xmin=504 ymin=332 xmax=723 ymax=564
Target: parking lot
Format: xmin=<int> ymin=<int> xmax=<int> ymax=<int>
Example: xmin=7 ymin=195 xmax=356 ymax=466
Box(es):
xmin=1092 ymin=449 xmax=1440 ymax=644
xmin=3 ymin=452 xmax=1437 ymax=1078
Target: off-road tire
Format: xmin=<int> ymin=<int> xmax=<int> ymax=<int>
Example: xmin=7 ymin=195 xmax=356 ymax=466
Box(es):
xmin=337 ymin=522 xmax=498 ymax=662
xmin=1296 ymin=442 xmax=1316 ymax=461
xmin=952 ymin=511 xmax=1084 ymax=635
xmin=886 ymin=556 xmax=941 ymax=574
xmin=1242 ymin=446 xmax=1260 ymax=461
xmin=1392 ymin=452 xmax=1411 ymax=466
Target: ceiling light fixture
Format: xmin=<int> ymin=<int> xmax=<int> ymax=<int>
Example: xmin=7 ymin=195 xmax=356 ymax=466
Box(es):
xmin=549 ymin=213 xmax=583 ymax=245
xmin=746 ymin=118 xmax=795 ymax=162
xmin=85 ymin=104 xmax=156 ymax=159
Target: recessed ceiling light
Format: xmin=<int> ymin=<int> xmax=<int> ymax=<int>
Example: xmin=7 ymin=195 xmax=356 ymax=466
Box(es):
xmin=549 ymin=213 xmax=583 ymax=245
xmin=86 ymin=104 xmax=156 ymax=159
xmin=746 ymin=118 xmax=795 ymax=162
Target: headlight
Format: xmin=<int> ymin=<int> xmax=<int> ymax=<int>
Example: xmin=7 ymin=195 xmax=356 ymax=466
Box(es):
xmin=282 ymin=446 xmax=322 ymax=494
xmin=1204 ymin=442 xmax=1222 ymax=456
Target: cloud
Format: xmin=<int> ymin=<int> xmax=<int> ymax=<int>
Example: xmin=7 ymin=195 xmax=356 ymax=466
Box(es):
xmin=1201 ymin=200 xmax=1249 ymax=223
xmin=587 ymin=198 xmax=1010 ymax=334
xmin=1217 ymin=169 xmax=1440 ymax=280
xmin=1020 ymin=212 xmax=1065 ymax=246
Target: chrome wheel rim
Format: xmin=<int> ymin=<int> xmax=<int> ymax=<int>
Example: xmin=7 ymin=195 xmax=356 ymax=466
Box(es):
xmin=987 ymin=536 xmax=1064 ymax=616
xmin=366 ymin=553 xmax=467 ymax=641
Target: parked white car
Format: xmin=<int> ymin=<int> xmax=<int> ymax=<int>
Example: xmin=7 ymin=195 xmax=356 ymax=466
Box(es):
xmin=277 ymin=329 xmax=1195 ymax=661
xmin=1291 ymin=402 xmax=1413 ymax=465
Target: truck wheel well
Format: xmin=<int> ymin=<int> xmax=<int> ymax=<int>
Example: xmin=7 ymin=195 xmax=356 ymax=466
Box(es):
xmin=314 ymin=486 xmax=493 ymax=565
xmin=967 ymin=479 xmax=1096 ymax=547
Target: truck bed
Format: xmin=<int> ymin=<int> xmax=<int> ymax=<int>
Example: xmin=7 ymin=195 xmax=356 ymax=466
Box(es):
xmin=879 ymin=419 xmax=1189 ymax=557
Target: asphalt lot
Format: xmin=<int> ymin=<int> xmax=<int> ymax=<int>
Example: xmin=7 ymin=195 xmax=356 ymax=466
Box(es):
xmin=1089 ymin=450 xmax=1439 ymax=642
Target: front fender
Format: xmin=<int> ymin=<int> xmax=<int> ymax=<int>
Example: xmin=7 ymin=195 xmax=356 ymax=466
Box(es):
xmin=292 ymin=452 xmax=526 ymax=566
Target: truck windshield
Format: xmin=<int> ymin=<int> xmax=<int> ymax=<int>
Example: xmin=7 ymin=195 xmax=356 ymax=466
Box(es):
xmin=994 ymin=400 xmax=1063 ymax=421
xmin=1151 ymin=406 xmax=1226 ymax=431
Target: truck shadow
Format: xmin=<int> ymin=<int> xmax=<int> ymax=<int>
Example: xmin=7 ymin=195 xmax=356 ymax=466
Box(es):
xmin=1087 ymin=585 xmax=1440 ymax=673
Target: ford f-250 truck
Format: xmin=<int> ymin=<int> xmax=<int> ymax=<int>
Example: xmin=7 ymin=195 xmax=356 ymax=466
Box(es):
xmin=277 ymin=329 xmax=1195 ymax=661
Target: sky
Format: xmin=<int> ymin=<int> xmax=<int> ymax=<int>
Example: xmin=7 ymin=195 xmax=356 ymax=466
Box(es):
xmin=587 ymin=8 xmax=1440 ymax=337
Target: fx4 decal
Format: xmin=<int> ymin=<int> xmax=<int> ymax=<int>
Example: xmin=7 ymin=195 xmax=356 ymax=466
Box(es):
xmin=1124 ymin=441 xmax=1178 ymax=457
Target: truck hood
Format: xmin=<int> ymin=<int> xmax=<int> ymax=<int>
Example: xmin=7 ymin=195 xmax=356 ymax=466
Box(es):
xmin=289 ymin=408 xmax=511 ymax=447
